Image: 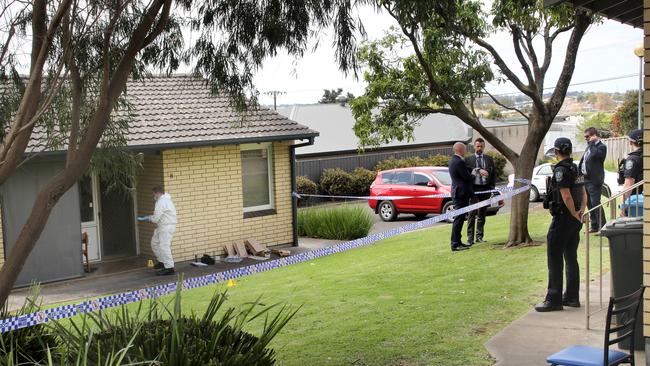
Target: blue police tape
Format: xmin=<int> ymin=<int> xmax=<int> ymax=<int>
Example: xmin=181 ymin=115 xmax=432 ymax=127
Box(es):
xmin=0 ymin=182 xmax=530 ymax=334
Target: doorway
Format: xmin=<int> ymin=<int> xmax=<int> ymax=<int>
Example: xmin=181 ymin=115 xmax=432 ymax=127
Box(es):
xmin=79 ymin=174 xmax=138 ymax=262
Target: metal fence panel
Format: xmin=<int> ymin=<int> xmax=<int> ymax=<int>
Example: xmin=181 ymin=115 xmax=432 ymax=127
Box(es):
xmin=296 ymin=145 xmax=454 ymax=182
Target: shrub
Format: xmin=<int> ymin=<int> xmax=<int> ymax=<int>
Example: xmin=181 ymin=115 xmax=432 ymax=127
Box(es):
xmin=54 ymin=286 xmax=297 ymax=365
xmin=485 ymin=151 xmax=507 ymax=181
xmin=374 ymin=154 xmax=450 ymax=171
xmin=350 ymin=168 xmax=377 ymax=196
xmin=426 ymin=154 xmax=450 ymax=167
xmin=320 ymin=168 xmax=353 ymax=196
xmin=296 ymin=176 xmax=318 ymax=206
xmin=0 ymin=287 xmax=58 ymax=365
xmin=298 ymin=205 xmax=373 ymax=240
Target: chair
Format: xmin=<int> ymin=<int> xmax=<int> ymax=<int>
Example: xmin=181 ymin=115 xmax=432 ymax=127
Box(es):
xmin=81 ymin=232 xmax=90 ymax=273
xmin=547 ymin=286 xmax=645 ymax=366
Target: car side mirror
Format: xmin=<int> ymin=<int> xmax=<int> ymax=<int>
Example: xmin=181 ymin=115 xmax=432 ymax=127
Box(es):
xmin=427 ymin=181 xmax=437 ymax=188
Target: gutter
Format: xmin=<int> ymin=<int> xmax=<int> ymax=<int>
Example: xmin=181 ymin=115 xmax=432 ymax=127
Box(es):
xmin=290 ymin=137 xmax=315 ymax=246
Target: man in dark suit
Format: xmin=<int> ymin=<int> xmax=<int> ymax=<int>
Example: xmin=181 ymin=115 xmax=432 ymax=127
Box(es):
xmin=578 ymin=127 xmax=607 ymax=232
xmin=464 ymin=138 xmax=496 ymax=245
xmin=448 ymin=142 xmax=476 ymax=252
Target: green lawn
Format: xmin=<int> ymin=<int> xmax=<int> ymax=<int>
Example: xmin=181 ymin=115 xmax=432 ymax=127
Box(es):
xmin=157 ymin=211 xmax=606 ymax=366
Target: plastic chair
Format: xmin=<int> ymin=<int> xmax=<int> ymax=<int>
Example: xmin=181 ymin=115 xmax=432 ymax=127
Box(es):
xmin=547 ymin=286 xmax=645 ymax=366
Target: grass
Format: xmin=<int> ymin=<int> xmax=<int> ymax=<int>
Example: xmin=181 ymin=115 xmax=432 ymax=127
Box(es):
xmin=40 ymin=210 xmax=609 ymax=365
xmin=298 ymin=205 xmax=373 ymax=240
xmin=164 ymin=211 xmax=607 ymax=366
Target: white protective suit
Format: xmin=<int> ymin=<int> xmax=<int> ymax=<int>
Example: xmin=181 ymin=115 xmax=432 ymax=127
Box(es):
xmin=149 ymin=193 xmax=177 ymax=269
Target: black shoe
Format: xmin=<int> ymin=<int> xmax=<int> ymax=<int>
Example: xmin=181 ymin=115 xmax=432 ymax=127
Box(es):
xmin=153 ymin=262 xmax=164 ymax=270
xmin=156 ymin=267 xmax=175 ymax=276
xmin=476 ymin=238 xmax=487 ymax=243
xmin=562 ymin=298 xmax=581 ymax=308
xmin=451 ymin=246 xmax=470 ymax=252
xmin=465 ymin=242 xmax=474 ymax=247
xmin=534 ymin=301 xmax=563 ymax=312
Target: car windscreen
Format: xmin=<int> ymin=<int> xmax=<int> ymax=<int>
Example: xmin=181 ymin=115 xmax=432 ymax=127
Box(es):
xmin=430 ymin=170 xmax=452 ymax=186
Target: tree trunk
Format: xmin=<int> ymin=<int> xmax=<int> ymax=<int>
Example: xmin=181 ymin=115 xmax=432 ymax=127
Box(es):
xmin=505 ymin=120 xmax=548 ymax=247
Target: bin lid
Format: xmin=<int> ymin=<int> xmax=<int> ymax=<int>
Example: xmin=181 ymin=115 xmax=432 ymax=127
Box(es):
xmin=600 ymin=217 xmax=643 ymax=236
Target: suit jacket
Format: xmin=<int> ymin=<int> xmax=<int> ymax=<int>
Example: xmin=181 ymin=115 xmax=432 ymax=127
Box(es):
xmin=448 ymin=154 xmax=474 ymax=199
xmin=578 ymin=140 xmax=607 ymax=185
xmin=464 ymin=153 xmax=496 ymax=189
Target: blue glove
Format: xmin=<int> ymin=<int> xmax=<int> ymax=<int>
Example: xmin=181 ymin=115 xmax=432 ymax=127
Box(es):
xmin=137 ymin=216 xmax=150 ymax=222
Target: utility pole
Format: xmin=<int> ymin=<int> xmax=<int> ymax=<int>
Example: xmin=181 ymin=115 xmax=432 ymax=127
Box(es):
xmin=264 ymin=90 xmax=285 ymax=110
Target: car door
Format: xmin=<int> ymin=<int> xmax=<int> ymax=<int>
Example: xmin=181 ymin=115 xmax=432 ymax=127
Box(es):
xmin=534 ymin=164 xmax=553 ymax=195
xmin=408 ymin=172 xmax=438 ymax=211
xmin=391 ymin=171 xmax=413 ymax=210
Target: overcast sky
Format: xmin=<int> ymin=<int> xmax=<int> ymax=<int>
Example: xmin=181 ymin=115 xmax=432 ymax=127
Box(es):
xmin=252 ymin=7 xmax=643 ymax=106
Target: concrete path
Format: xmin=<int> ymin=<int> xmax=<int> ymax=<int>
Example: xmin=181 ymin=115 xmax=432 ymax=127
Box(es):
xmin=485 ymin=275 xmax=645 ymax=365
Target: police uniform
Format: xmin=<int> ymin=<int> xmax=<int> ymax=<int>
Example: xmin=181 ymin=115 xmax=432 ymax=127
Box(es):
xmin=536 ymin=138 xmax=584 ymax=312
xmin=623 ymin=129 xmax=643 ymax=193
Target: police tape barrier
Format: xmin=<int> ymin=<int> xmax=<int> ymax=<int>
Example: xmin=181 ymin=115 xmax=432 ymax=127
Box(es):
xmin=0 ymin=181 xmax=531 ymax=334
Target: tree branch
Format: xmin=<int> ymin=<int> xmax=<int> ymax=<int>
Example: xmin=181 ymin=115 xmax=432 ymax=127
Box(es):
xmin=141 ymin=0 xmax=171 ymax=49
xmin=510 ymin=26 xmax=536 ymax=91
xmin=547 ymin=11 xmax=591 ymax=118
xmin=484 ymin=89 xmax=529 ymax=120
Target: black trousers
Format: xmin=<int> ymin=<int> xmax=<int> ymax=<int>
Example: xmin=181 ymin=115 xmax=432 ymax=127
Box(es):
xmin=467 ymin=190 xmax=490 ymax=243
xmin=545 ymin=213 xmax=582 ymax=305
xmin=585 ymin=182 xmax=606 ymax=231
xmin=451 ymin=195 xmax=469 ymax=248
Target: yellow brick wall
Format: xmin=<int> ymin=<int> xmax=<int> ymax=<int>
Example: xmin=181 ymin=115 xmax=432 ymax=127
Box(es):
xmin=161 ymin=141 xmax=293 ymax=262
xmin=643 ymin=0 xmax=650 ymax=337
xmin=136 ymin=153 xmax=164 ymax=259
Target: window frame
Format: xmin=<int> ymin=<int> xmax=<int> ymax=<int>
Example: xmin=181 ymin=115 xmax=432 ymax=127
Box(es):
xmin=240 ymin=143 xmax=275 ymax=213
xmin=412 ymin=172 xmax=432 ymax=186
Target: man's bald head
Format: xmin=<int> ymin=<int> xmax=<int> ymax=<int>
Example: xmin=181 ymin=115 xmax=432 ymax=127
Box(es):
xmin=453 ymin=142 xmax=466 ymax=156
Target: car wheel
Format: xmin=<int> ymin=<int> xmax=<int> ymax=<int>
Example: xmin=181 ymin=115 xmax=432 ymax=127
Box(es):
xmin=378 ymin=201 xmax=398 ymax=222
xmin=441 ymin=201 xmax=454 ymax=223
xmin=414 ymin=213 xmax=428 ymax=220
xmin=529 ymin=185 xmax=540 ymax=202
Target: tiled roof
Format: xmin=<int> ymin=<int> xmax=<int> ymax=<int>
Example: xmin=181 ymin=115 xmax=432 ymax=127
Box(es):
xmin=28 ymin=75 xmax=318 ymax=152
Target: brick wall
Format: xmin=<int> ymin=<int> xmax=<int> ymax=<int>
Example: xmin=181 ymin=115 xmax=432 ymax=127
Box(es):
xmin=643 ymin=0 xmax=650 ymax=338
xmin=159 ymin=141 xmax=293 ymax=262
xmin=136 ymin=153 xmax=164 ymax=259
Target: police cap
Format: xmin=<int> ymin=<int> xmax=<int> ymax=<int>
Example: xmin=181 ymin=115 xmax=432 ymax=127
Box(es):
xmin=553 ymin=137 xmax=572 ymax=155
xmin=628 ymin=129 xmax=643 ymax=145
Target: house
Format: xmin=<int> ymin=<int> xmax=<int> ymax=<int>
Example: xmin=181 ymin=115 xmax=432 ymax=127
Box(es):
xmin=276 ymin=104 xmax=472 ymax=182
xmin=0 ymin=76 xmax=318 ymax=287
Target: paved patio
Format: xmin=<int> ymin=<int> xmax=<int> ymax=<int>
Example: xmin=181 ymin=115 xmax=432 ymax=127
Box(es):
xmin=486 ymin=274 xmax=645 ymax=365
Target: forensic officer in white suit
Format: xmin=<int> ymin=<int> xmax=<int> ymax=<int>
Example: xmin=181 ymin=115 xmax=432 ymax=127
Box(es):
xmin=139 ymin=186 xmax=177 ymax=276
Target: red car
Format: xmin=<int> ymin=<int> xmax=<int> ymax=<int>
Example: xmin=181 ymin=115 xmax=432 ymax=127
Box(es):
xmin=368 ymin=166 xmax=504 ymax=222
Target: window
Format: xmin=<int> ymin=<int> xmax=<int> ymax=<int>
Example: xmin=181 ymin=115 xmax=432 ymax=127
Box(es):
xmin=413 ymin=173 xmax=431 ymax=186
xmin=394 ymin=171 xmax=412 ymax=185
xmin=241 ymin=144 xmax=274 ymax=212
xmin=538 ymin=165 xmax=553 ymax=176
xmin=381 ymin=172 xmax=395 ymax=184
xmin=431 ymin=170 xmax=452 ymax=186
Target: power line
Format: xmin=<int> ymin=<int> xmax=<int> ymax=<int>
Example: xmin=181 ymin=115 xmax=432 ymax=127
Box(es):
xmin=487 ymin=73 xmax=638 ymax=97
xmin=263 ymin=90 xmax=286 ymax=110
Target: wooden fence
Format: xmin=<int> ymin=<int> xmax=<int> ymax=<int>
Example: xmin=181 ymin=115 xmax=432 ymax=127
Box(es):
xmin=602 ymin=137 xmax=630 ymax=167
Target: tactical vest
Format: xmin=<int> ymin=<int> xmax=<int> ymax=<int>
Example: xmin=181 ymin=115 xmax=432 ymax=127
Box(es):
xmin=544 ymin=159 xmax=584 ymax=216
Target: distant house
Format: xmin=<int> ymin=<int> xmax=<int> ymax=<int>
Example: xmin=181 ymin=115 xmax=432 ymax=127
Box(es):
xmin=0 ymin=76 xmax=318 ymax=287
xmin=276 ymin=104 xmax=472 ymax=181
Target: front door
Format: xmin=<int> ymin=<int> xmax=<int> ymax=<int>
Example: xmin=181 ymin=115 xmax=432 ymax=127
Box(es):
xmin=79 ymin=174 xmax=101 ymax=262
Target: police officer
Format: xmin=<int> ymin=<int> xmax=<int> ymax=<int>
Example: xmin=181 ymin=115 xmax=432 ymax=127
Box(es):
xmin=620 ymin=129 xmax=643 ymax=217
xmin=535 ymin=137 xmax=587 ymax=312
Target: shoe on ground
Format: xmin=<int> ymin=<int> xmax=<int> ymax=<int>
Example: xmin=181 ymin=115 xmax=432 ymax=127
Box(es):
xmin=156 ymin=267 xmax=175 ymax=276
xmin=562 ymin=298 xmax=581 ymax=308
xmin=534 ymin=301 xmax=563 ymax=312
xmin=465 ymin=242 xmax=474 ymax=247
xmin=589 ymin=228 xmax=599 ymax=234
xmin=153 ymin=262 xmax=164 ymax=270
xmin=451 ymin=246 xmax=470 ymax=252
xmin=476 ymin=238 xmax=487 ymax=243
